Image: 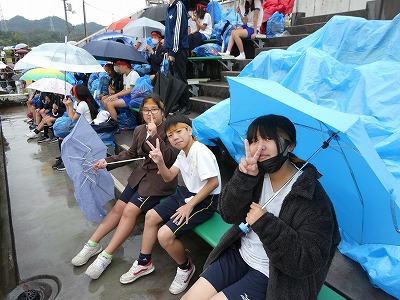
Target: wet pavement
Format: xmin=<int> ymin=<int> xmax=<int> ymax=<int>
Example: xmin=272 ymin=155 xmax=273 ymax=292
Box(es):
xmin=1 ymin=106 xmax=213 ymax=300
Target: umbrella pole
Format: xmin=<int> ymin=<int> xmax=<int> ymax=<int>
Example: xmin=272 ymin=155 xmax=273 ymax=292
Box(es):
xmin=239 ymin=131 xmax=339 ymax=234
xmin=106 ymin=157 xmax=145 ymax=166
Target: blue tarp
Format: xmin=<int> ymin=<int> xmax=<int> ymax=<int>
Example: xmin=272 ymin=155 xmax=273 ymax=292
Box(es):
xmin=192 ymin=14 xmax=400 ymax=298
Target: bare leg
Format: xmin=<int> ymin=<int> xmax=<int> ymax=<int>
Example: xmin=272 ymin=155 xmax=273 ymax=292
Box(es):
xmin=104 ymin=202 xmax=141 ymax=255
xmin=232 ymin=28 xmax=248 ymax=53
xmin=181 ymin=277 xmax=221 ymax=300
xmin=140 ymin=209 xmax=163 ymax=254
xmin=158 ymin=225 xmax=186 ymax=264
xmin=90 ymin=199 xmax=127 ymax=243
xmin=226 ymin=29 xmax=236 ymax=53
xmin=105 ymin=98 xmax=127 ymax=121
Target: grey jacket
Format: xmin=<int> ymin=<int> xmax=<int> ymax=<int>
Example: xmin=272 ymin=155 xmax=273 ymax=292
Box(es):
xmin=204 ymin=163 xmax=341 ymax=300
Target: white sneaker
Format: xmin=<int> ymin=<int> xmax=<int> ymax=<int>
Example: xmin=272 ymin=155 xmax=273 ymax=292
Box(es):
xmin=85 ymin=253 xmax=112 ymax=279
xmin=71 ymin=243 xmax=102 ymax=266
xmin=26 ymin=131 xmax=39 ymax=139
xmin=169 ymin=260 xmax=196 ymax=295
xmin=218 ymin=51 xmax=230 ymax=56
xmin=235 ymin=53 xmax=246 ymax=60
xmin=119 ymin=260 xmax=155 ymax=284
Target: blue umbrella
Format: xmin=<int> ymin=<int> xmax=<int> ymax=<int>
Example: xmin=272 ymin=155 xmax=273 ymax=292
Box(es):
xmin=227 ymin=76 xmax=400 ymax=245
xmin=82 ymin=40 xmax=148 ymax=65
xmin=61 ymin=116 xmax=115 ymax=223
xmin=91 ymin=31 xmax=133 ymax=45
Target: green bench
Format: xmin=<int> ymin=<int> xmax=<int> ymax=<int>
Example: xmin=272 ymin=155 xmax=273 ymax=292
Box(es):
xmin=193 ymin=212 xmax=346 ymax=300
xmin=188 ymin=55 xmax=235 ymax=72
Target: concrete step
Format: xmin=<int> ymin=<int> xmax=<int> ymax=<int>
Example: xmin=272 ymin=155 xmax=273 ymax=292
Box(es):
xmin=195 ymin=81 xmax=230 ymax=99
xmin=221 ymin=71 xmax=240 ymax=82
xmin=296 ymin=9 xmax=368 ymax=25
xmin=189 ymin=96 xmax=225 ymax=114
xmin=260 ymin=34 xmax=309 ymax=47
xmin=255 ymin=46 xmax=289 ymax=56
xmin=285 ymin=22 xmax=326 ymax=35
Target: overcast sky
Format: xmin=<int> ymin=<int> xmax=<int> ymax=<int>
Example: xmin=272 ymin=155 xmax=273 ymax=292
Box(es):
xmin=1 ymin=0 xmax=148 ymax=26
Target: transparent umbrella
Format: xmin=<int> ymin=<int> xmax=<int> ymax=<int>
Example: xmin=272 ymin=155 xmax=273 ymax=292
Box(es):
xmin=13 ymin=42 xmax=104 ymax=73
xmin=123 ymin=17 xmax=165 ymax=38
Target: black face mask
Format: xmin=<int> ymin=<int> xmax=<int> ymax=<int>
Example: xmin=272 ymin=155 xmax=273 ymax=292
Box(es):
xmin=257 ymin=151 xmax=289 ymax=174
xmin=257 ymin=139 xmax=290 ymax=174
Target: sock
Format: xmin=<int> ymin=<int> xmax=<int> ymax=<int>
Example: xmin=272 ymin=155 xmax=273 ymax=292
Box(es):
xmin=178 ymin=258 xmax=191 ymax=270
xmin=87 ymin=239 xmax=98 ymax=247
xmin=240 ymin=52 xmax=245 ymax=56
xmin=58 ymin=139 xmax=62 ymax=152
xmin=101 ymin=250 xmax=112 ymax=259
xmin=49 ymin=126 xmax=54 ymax=137
xmin=43 ymin=125 xmax=49 ymax=138
xmin=33 ymin=129 xmax=40 ymax=134
xmin=225 ymin=50 xmax=230 ymax=55
xmin=138 ymin=252 xmax=152 ymax=265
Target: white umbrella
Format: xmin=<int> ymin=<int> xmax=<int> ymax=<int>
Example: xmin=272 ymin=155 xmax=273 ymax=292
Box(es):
xmin=13 ymin=42 xmax=104 ymax=73
xmin=123 ymin=17 xmax=165 ymax=38
xmin=27 ymin=78 xmax=73 ymax=95
xmin=14 ymin=43 xmax=28 ymax=50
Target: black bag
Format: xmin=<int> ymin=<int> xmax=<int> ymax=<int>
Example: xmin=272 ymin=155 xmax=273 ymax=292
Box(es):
xmin=91 ymin=117 xmax=118 ymax=133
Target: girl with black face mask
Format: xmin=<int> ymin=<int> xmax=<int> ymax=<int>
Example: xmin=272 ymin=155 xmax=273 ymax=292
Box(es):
xmin=183 ymin=114 xmax=340 ymax=300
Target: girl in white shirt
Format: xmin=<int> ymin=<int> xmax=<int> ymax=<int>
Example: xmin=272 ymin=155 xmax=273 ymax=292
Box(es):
xmin=188 ymin=2 xmax=213 ymax=53
xmin=220 ymin=0 xmax=263 ymax=59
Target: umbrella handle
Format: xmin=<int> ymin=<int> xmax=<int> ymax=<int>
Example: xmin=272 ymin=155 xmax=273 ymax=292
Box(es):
xmin=239 ymin=222 xmax=250 ymax=234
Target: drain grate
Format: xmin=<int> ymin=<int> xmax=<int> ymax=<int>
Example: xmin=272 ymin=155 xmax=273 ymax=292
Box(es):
xmin=16 ymin=289 xmax=43 ymax=300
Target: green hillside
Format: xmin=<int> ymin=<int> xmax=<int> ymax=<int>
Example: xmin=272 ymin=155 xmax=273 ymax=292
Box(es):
xmin=0 ymin=15 xmax=104 ymax=47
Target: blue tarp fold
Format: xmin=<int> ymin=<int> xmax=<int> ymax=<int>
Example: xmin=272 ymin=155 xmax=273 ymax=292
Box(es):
xmin=193 ymin=14 xmax=400 ymax=298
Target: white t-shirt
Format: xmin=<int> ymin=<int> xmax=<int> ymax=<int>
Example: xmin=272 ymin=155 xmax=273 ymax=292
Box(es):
xmin=240 ymin=0 xmax=263 ymax=32
xmin=123 ymin=70 xmax=140 ymax=90
xmin=173 ymin=141 xmax=221 ymax=194
xmin=73 ymin=100 xmax=93 ymax=123
xmin=199 ymin=12 xmax=213 ymax=39
xmin=239 ymin=168 xmax=301 ymax=277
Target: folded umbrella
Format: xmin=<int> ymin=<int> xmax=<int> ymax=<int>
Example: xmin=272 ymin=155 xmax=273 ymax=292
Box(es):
xmin=61 ymin=116 xmax=115 ymax=222
xmin=153 ymin=71 xmax=186 ymax=115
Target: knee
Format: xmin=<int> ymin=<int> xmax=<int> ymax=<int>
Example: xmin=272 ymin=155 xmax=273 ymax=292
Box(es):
xmin=121 ymin=204 xmax=139 ymax=220
xmin=157 ymin=225 xmax=174 ymax=248
xmin=111 ymin=200 xmax=126 ymax=216
xmin=144 ymin=209 xmax=161 ymax=226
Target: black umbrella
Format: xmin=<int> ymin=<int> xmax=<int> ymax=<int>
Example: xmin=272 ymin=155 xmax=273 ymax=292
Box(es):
xmin=139 ymin=4 xmax=168 ymax=23
xmin=82 ymin=40 xmax=148 ymax=65
xmin=153 ymin=71 xmax=186 ymax=115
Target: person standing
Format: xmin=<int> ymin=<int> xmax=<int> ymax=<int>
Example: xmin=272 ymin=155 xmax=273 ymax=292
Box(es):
xmin=165 ymin=0 xmax=190 ymax=115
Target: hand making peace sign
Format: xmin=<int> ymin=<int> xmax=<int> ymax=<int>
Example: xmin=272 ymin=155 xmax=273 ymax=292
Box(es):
xmin=146 ymin=113 xmax=157 ymax=137
xmin=238 ymin=139 xmax=262 ymax=176
xmin=146 ymin=138 xmax=164 ymax=164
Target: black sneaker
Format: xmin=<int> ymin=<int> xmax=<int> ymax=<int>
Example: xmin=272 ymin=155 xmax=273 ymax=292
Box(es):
xmin=52 ymin=158 xmax=62 ymax=169
xmin=178 ymin=106 xmax=190 ymax=115
xmin=37 ymin=136 xmax=50 ymax=143
xmin=56 ymin=162 xmax=66 ymax=171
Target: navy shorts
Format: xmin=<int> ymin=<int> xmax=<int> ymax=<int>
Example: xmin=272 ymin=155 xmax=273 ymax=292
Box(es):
xmin=119 ymin=184 xmax=164 ymax=213
xmin=202 ymin=248 xmax=269 ymax=300
xmin=153 ymin=185 xmax=218 ymax=237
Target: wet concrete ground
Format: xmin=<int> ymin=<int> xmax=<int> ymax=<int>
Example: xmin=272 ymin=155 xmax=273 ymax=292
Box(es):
xmin=1 ymin=106 xmax=212 ymax=300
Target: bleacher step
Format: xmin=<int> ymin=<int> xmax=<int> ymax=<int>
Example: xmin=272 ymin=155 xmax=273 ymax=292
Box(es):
xmin=296 ymin=9 xmax=368 ymax=25
xmin=195 ymin=81 xmax=230 ymax=99
xmin=255 ymin=46 xmax=289 ymax=56
xmin=286 ymin=22 xmax=326 ymax=35
xmin=261 ymin=34 xmax=309 ymax=47
xmin=221 ymin=71 xmax=240 ymax=82
xmin=189 ymin=96 xmax=225 ymax=114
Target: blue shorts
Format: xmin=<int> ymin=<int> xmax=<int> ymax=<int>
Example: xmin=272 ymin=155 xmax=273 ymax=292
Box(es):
xmin=119 ymin=184 xmax=164 ymax=213
xmin=153 ymin=185 xmax=218 ymax=237
xmin=119 ymin=94 xmax=131 ymax=107
xmin=202 ymin=248 xmax=269 ymax=300
xmin=242 ymin=25 xmax=256 ymax=38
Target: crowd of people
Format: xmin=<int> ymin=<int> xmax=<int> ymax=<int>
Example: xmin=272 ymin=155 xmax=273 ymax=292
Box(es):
xmin=19 ymin=1 xmax=340 ymax=299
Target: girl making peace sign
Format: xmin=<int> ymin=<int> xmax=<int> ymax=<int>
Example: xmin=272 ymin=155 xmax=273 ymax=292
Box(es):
xmin=183 ymin=114 xmax=340 ymax=300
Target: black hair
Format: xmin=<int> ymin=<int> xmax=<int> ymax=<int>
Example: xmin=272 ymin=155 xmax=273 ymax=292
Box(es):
xmin=140 ymin=94 xmax=165 ymax=112
xmin=247 ymin=114 xmax=296 ymax=153
xmin=245 ymin=0 xmax=255 ymax=15
xmin=72 ymin=84 xmax=99 ymax=120
xmin=164 ymin=113 xmax=192 ymax=133
xmin=196 ymin=5 xmax=207 ymax=20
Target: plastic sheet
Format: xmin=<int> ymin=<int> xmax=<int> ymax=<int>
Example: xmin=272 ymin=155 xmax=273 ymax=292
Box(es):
xmin=194 ymin=14 xmax=400 ymax=298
